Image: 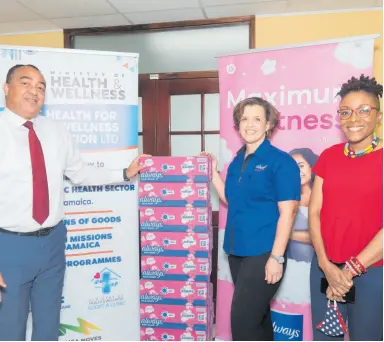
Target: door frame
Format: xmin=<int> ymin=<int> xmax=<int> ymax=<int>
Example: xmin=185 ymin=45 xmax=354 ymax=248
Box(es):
xmin=64 ymin=16 xmax=255 ymax=49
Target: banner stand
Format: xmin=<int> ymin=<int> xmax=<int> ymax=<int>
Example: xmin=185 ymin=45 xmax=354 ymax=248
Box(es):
xmin=0 ymin=46 xmax=140 ymax=341
xmin=215 ymin=35 xmax=376 ymax=341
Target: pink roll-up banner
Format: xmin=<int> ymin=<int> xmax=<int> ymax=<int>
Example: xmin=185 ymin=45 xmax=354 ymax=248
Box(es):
xmin=215 ymin=35 xmax=376 ymax=341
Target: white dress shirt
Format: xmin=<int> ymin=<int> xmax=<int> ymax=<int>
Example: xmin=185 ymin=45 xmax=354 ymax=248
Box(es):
xmin=0 ymin=108 xmax=125 ymax=233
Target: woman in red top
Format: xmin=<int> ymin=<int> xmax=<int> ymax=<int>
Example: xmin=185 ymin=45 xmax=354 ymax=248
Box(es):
xmin=309 ymin=75 xmax=383 ymax=341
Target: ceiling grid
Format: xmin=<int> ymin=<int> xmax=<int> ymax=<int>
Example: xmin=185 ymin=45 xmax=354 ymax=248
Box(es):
xmin=0 ymin=0 xmax=381 ymax=35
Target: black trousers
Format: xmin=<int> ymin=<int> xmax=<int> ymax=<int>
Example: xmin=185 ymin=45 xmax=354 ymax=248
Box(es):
xmin=229 ymin=252 xmax=286 ymax=341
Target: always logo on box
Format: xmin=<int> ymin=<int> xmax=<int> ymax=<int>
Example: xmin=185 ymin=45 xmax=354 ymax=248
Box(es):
xmin=271 ymin=310 xmax=303 ymax=341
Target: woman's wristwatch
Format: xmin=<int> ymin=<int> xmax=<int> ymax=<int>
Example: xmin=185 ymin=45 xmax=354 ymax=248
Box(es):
xmin=270 ymin=254 xmax=285 ymax=264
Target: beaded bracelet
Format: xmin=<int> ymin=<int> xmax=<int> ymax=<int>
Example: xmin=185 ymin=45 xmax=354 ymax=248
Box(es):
xmin=351 ymin=256 xmax=367 ymax=274
xmin=344 ymin=257 xmax=367 ymax=278
xmin=344 ymin=261 xmax=360 ymax=277
xmin=349 ymin=259 xmax=362 ymax=276
xmin=350 ymin=259 xmax=361 ymax=274
xmin=343 ymin=257 xmax=367 ymax=278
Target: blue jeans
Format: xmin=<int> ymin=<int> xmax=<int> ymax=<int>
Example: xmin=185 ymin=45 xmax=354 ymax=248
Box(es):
xmin=0 ymin=222 xmax=66 ymax=341
xmin=310 ymin=256 xmax=383 ymax=341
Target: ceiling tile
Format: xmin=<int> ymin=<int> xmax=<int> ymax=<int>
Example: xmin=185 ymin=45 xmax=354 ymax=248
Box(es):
xmin=201 ymin=0 xmax=275 ymax=6
xmin=18 ymin=0 xmax=117 ymax=19
xmin=110 ymin=0 xmax=200 ymax=13
xmin=125 ymin=8 xmax=204 ymax=25
xmin=205 ymin=1 xmax=289 ymax=17
xmin=0 ymin=0 xmax=41 ymax=23
xmin=0 ymin=20 xmax=59 ymax=35
xmin=288 ymin=0 xmax=379 ymax=12
xmin=0 ymin=0 xmax=380 ymax=35
xmin=51 ymin=14 xmax=129 ymax=29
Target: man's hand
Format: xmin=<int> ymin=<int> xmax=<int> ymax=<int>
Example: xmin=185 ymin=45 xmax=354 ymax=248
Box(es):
xmin=126 ymin=154 xmax=151 ymax=179
xmin=0 ymin=272 xmax=6 ymax=303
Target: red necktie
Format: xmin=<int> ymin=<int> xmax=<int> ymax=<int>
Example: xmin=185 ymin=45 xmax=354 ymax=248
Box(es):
xmin=24 ymin=121 xmax=50 ymax=225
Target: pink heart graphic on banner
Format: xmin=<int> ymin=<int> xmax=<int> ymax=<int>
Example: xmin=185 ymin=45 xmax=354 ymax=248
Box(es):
xmin=94 ymin=272 xmax=101 ymax=279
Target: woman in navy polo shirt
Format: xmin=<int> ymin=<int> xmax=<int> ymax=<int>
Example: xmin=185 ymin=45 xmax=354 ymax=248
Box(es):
xmin=202 ymin=97 xmax=301 ymax=341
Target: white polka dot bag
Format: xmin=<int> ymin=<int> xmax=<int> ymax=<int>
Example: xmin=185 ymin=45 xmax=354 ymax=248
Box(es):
xmin=316 ymin=300 xmax=348 ymax=336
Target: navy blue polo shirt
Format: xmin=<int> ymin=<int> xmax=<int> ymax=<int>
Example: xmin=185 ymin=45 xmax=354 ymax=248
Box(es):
xmin=223 ymin=139 xmax=301 ymax=256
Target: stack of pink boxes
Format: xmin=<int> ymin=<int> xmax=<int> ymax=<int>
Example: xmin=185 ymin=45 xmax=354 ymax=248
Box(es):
xmin=139 ymin=156 xmax=214 ymax=341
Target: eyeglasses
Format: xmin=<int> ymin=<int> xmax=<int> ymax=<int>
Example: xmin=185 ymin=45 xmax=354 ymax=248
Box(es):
xmin=337 ymin=104 xmax=379 ymax=120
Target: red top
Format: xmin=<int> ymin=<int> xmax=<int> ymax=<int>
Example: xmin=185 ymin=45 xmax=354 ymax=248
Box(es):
xmin=313 ymin=143 xmax=383 ymax=267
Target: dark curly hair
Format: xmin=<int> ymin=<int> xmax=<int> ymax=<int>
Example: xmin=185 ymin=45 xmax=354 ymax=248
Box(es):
xmin=337 ymin=74 xmax=383 ymax=109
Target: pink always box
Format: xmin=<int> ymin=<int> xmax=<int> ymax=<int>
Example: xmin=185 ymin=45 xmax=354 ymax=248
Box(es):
xmin=140 ymin=280 xmax=208 ymax=306
xmin=141 ymin=231 xmax=212 ymax=258
xmin=140 ymin=207 xmax=211 ymax=233
xmin=141 ymin=256 xmax=210 ymax=282
xmin=139 ymin=156 xmax=211 ymax=183
xmin=139 ymin=182 xmax=210 ymax=208
xmin=140 ymin=303 xmax=207 ymax=330
xmin=140 ymin=327 xmax=207 ymax=341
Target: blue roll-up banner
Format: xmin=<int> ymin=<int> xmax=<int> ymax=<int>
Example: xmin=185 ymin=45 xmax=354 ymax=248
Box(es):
xmin=0 ymin=46 xmax=140 ymax=341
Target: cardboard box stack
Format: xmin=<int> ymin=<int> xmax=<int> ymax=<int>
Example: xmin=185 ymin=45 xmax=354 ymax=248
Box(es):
xmin=139 ymin=156 xmax=214 ymax=341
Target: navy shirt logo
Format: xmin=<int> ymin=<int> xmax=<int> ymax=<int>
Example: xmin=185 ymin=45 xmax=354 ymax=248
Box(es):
xmin=255 ymin=164 xmax=268 ymax=171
